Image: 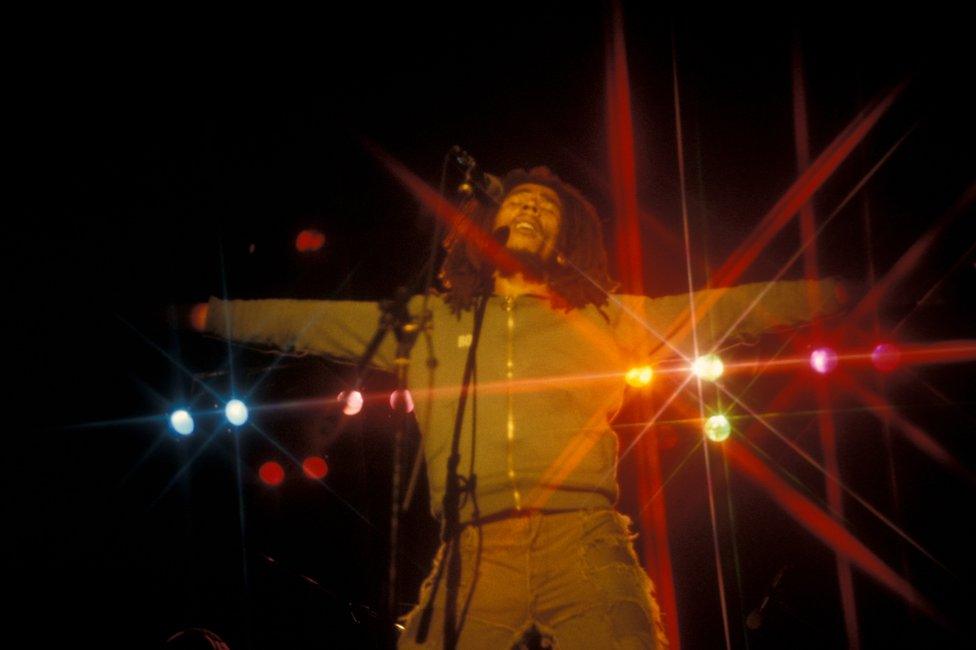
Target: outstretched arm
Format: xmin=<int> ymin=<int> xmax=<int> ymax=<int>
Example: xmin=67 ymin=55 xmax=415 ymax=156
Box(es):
xmin=683 ymin=277 xmax=848 ymax=349
xmin=204 ymin=297 xmax=400 ymax=371
xmin=612 ymin=278 xmax=848 ymax=359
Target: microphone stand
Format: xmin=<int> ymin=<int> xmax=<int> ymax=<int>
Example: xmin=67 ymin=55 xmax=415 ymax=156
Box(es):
xmin=395 ymin=146 xmax=502 ymax=648
xmin=432 ymin=172 xmax=505 ymax=649
xmin=370 ymin=146 xmax=478 ymax=648
xmin=346 ymin=285 xmax=425 ymax=649
xmin=439 ymin=287 xmax=489 ymax=650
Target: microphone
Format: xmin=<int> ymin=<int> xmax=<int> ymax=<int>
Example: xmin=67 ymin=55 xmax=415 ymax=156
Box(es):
xmin=450 ymin=146 xmax=503 ymax=203
xmin=492 ymin=225 xmax=510 ymax=246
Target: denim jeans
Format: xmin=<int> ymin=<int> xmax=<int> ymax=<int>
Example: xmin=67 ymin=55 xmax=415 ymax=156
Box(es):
xmin=398 ymin=509 xmax=668 ymax=649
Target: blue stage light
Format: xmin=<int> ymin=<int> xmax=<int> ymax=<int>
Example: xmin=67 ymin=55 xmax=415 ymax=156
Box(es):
xmin=225 ymin=399 xmax=249 ymax=426
xmin=169 ymin=409 xmax=194 ymax=436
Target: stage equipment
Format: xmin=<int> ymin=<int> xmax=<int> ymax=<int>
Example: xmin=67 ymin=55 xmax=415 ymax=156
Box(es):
xmin=295 ymin=228 xmax=326 ymax=252
xmin=625 ymin=365 xmax=654 ymax=387
xmin=704 ymin=414 xmax=732 ymax=442
xmin=302 ymin=456 xmax=329 ymax=480
xmin=871 ymin=343 xmax=901 ymax=372
xmin=449 ymin=145 xmax=503 ymax=203
xmin=259 ymin=461 xmax=285 ymax=486
xmin=169 ymin=409 xmax=194 ymax=435
xmin=692 ymin=353 xmax=725 ymax=382
xmin=810 ymin=347 xmax=839 ymax=374
xmin=389 ymin=389 xmax=415 ymax=413
xmin=338 ymin=390 xmax=364 ymax=416
xmin=224 ymin=399 xmax=248 ymax=426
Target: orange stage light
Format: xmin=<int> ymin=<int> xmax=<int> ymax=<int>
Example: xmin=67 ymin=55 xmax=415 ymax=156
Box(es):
xmin=189 ymin=302 xmax=209 ymax=332
xmin=625 ymin=365 xmax=653 ymax=388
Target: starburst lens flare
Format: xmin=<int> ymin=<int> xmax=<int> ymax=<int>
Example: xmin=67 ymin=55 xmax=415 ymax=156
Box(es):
xmin=303 ymin=456 xmax=329 ymax=480
xmin=338 ymin=390 xmax=364 ymax=416
xmin=225 ymin=399 xmax=249 ymax=426
xmin=389 ymin=389 xmax=415 ymax=413
xmin=810 ymin=347 xmax=839 ymax=375
xmin=692 ymin=354 xmax=724 ymax=382
xmin=872 ymin=343 xmax=901 ymax=372
xmin=704 ymin=415 xmax=731 ymax=442
xmin=625 ymin=365 xmax=654 ymax=388
xmin=169 ymin=409 xmax=194 ymax=436
xmin=259 ymin=461 xmax=285 ymax=486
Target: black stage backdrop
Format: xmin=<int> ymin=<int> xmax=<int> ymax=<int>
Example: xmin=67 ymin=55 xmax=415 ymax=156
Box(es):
xmin=7 ymin=5 xmax=975 ymax=648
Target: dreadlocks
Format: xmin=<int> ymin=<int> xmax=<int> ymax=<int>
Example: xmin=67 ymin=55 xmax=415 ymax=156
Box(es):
xmin=439 ymin=166 xmax=616 ymax=313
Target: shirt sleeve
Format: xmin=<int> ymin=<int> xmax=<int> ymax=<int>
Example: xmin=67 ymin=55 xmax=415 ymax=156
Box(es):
xmin=204 ymin=296 xmax=400 ymax=371
xmin=611 ymin=278 xmax=847 ymax=359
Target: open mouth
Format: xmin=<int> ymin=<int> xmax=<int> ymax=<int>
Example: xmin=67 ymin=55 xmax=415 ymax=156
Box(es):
xmin=512 ymin=219 xmax=540 ymax=236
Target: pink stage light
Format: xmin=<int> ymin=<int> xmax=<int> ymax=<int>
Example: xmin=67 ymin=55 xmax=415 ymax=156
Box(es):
xmin=389 ymin=389 xmax=415 ymax=413
xmin=871 ymin=343 xmax=901 ymax=372
xmin=338 ymin=390 xmax=364 ymax=416
xmin=810 ymin=347 xmax=839 ymax=375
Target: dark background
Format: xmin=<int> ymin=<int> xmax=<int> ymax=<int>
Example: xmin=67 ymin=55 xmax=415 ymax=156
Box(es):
xmin=7 ymin=4 xmax=975 ymax=648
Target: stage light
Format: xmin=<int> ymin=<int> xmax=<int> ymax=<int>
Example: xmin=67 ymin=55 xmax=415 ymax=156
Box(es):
xmin=189 ymin=303 xmax=209 ymax=332
xmin=259 ymin=461 xmax=285 ymax=486
xmin=625 ymin=365 xmax=654 ymax=388
xmin=295 ymin=229 xmax=326 ymax=253
xmin=809 ymin=347 xmax=839 ymax=375
xmin=871 ymin=343 xmax=901 ymax=372
xmin=704 ymin=414 xmax=731 ymax=442
xmin=692 ymin=354 xmax=724 ymax=382
xmin=169 ymin=409 xmax=194 ymax=436
xmin=225 ymin=399 xmax=249 ymax=426
xmin=302 ymin=456 xmax=329 ymax=480
xmin=338 ymin=390 xmax=363 ymax=416
xmin=389 ymin=389 xmax=415 ymax=413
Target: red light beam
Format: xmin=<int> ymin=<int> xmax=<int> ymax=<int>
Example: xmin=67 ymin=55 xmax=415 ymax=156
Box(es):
xmin=712 ymin=80 xmax=906 ymax=290
xmin=606 ymin=2 xmax=644 ymax=295
xmin=836 ymin=373 xmax=975 ymax=485
xmin=851 ymin=181 xmax=975 ymax=322
xmin=364 ymin=140 xmax=523 ymax=277
xmin=724 ymin=437 xmax=941 ymax=622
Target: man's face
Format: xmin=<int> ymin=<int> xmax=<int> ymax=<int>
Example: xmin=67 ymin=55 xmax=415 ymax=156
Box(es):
xmin=492 ymin=183 xmax=563 ymax=263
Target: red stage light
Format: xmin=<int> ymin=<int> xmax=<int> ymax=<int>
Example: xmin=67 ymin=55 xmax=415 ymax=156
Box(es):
xmin=871 ymin=343 xmax=901 ymax=372
xmin=810 ymin=347 xmax=839 ymax=375
xmin=302 ymin=456 xmax=329 ymax=480
xmin=295 ymin=229 xmax=326 ymax=253
xmin=259 ymin=461 xmax=285 ymax=486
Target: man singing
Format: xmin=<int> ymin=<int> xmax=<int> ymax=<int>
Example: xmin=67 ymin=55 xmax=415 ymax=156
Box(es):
xmin=206 ymin=166 xmax=844 ymax=648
